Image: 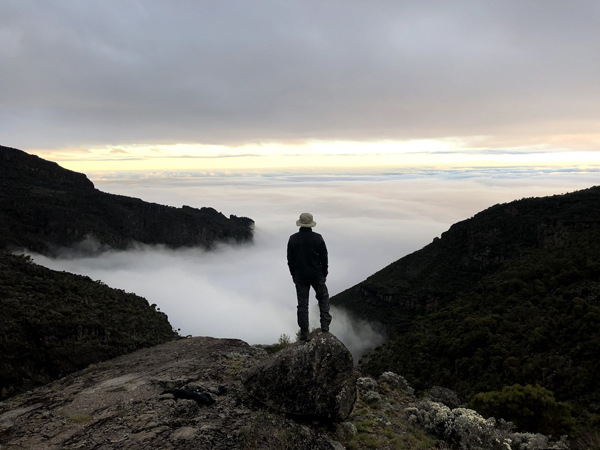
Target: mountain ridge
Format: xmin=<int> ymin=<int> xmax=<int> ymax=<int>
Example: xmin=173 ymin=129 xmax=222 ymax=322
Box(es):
xmin=331 ymin=185 xmax=600 ymax=436
xmin=331 ymin=186 xmax=600 ymax=329
xmin=0 ymin=145 xmax=254 ymax=255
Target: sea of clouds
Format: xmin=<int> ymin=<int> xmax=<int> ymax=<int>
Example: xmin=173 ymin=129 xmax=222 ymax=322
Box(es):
xmin=29 ymin=167 xmax=600 ymax=360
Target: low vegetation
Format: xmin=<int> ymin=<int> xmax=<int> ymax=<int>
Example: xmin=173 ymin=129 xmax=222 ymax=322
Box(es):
xmin=469 ymin=384 xmax=575 ymax=436
xmin=0 ymin=252 xmax=179 ymax=399
xmin=330 ymin=372 xmax=570 ymax=450
xmin=333 ymin=373 xmax=443 ymax=450
xmin=362 ymin=235 xmax=600 ymax=437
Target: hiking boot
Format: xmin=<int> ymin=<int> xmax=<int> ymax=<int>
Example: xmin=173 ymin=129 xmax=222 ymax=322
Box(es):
xmin=320 ymin=326 xmax=329 ymax=333
xmin=299 ymin=328 xmax=310 ymax=341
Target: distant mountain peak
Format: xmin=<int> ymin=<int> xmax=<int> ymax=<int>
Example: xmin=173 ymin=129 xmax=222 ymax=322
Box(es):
xmin=0 ymin=145 xmax=94 ymax=190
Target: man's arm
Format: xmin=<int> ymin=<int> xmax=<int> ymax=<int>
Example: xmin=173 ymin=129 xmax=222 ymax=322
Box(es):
xmin=319 ymin=238 xmax=328 ymax=278
xmin=287 ymin=238 xmax=295 ymax=279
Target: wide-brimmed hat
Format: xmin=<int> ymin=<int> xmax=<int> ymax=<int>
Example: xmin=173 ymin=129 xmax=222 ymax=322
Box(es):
xmin=296 ymin=212 xmax=316 ymax=227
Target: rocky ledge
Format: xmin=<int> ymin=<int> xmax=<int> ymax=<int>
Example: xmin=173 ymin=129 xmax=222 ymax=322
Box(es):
xmin=0 ymin=336 xmax=346 ymax=450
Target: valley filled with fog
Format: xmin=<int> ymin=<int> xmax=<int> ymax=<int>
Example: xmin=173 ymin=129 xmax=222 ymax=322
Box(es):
xmin=30 ymin=168 xmax=600 ymax=359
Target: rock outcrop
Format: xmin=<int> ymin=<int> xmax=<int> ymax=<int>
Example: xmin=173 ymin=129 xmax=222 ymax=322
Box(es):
xmin=241 ymin=330 xmax=357 ymax=422
xmin=0 ymin=145 xmax=254 ymax=255
xmin=0 ymin=337 xmax=344 ymax=450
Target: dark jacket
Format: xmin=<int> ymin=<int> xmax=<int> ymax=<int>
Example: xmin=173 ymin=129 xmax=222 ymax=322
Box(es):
xmin=287 ymin=227 xmax=328 ymax=282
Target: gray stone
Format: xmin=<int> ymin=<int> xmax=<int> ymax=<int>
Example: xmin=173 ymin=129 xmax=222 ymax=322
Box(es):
xmin=328 ymin=439 xmax=347 ymax=450
xmin=241 ymin=330 xmax=357 ymax=421
xmin=171 ymin=426 xmax=197 ymax=440
xmin=0 ymin=336 xmax=354 ymax=449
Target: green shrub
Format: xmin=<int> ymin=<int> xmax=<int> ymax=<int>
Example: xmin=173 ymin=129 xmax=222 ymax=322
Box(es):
xmin=469 ymin=383 xmax=575 ymax=436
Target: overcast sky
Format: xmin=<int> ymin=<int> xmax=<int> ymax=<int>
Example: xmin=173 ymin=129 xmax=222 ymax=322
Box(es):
xmin=2 ymin=0 xmax=600 ymax=170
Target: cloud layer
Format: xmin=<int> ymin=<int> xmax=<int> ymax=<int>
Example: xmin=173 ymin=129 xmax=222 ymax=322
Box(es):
xmin=28 ymin=170 xmax=600 ymax=358
xmin=2 ymin=1 xmax=600 ymax=150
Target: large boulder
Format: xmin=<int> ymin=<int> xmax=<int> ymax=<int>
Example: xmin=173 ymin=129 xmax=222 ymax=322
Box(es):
xmin=241 ymin=330 xmax=357 ymax=421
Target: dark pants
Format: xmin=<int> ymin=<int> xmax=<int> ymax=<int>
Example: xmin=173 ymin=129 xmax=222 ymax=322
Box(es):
xmin=295 ymin=278 xmax=331 ymax=330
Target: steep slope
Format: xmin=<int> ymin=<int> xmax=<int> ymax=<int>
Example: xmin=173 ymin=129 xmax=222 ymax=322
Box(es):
xmin=0 ymin=145 xmax=254 ymax=255
xmin=363 ymin=229 xmax=600 ymax=397
xmin=332 ymin=186 xmax=600 ymax=330
xmin=0 ymin=252 xmax=178 ymax=400
xmin=331 ymin=186 xmax=600 ymax=432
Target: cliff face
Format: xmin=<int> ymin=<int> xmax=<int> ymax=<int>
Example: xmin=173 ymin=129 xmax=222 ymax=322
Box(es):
xmin=0 ymin=145 xmax=254 ymax=255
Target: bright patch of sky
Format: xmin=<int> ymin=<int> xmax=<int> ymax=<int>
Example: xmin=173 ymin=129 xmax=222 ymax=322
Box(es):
xmin=28 ymin=140 xmax=600 ymax=174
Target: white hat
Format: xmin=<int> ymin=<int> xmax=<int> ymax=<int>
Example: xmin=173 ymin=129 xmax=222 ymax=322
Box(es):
xmin=296 ymin=212 xmax=316 ymax=227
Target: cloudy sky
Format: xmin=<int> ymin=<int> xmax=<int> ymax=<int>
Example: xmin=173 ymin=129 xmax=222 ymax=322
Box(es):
xmin=2 ymin=0 xmax=600 ymax=171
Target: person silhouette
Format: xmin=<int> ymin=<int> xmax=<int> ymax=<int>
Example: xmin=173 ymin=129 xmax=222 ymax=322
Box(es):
xmin=287 ymin=213 xmax=331 ymax=341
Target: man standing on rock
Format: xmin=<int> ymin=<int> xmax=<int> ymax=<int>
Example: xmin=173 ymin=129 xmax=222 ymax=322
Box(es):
xmin=287 ymin=212 xmax=332 ymax=341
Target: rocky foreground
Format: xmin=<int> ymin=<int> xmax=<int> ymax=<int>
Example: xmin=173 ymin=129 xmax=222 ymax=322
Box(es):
xmin=0 ymin=333 xmax=570 ymax=450
xmin=0 ymin=334 xmax=349 ymax=450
